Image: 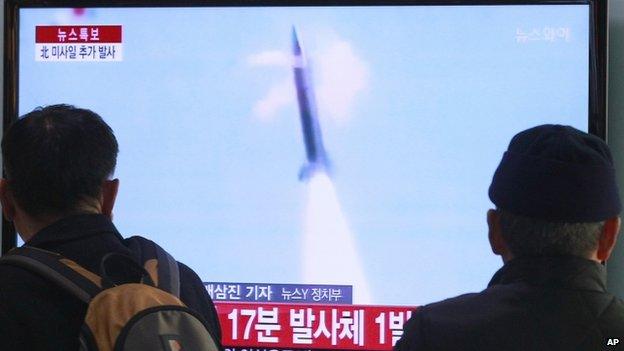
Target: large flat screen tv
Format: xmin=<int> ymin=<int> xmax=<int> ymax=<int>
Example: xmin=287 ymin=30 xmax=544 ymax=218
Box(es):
xmin=3 ymin=0 xmax=608 ymax=349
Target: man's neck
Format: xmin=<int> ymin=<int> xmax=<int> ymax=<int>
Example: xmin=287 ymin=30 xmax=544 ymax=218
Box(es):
xmin=18 ymin=210 xmax=102 ymax=243
xmin=502 ymin=252 xmax=600 ymax=265
xmin=17 ymin=214 xmax=62 ymax=242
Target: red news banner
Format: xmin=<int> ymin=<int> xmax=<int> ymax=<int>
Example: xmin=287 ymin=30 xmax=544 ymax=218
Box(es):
xmin=35 ymin=25 xmax=122 ymax=61
xmin=215 ymin=302 xmax=416 ymax=350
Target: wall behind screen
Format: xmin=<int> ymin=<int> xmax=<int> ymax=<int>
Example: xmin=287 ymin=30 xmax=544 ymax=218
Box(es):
xmin=1 ymin=0 xmax=4 ymax=255
xmin=607 ymin=0 xmax=624 ymax=300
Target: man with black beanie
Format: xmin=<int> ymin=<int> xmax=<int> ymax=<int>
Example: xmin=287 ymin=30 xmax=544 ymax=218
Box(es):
xmin=395 ymin=124 xmax=624 ymax=351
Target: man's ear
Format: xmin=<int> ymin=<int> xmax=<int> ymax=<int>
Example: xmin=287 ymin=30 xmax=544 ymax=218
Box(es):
xmin=0 ymin=178 xmax=16 ymax=221
xmin=488 ymin=209 xmax=511 ymax=260
xmin=100 ymin=179 xmax=119 ymax=220
xmin=597 ymin=216 xmax=621 ymax=262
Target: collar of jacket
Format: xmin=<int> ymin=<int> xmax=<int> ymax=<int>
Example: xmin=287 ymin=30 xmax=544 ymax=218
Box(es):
xmin=487 ymin=255 xmax=607 ymax=292
xmin=26 ymin=213 xmax=125 ymax=248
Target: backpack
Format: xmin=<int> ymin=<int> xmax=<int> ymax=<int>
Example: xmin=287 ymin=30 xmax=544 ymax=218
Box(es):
xmin=0 ymin=236 xmax=220 ymax=351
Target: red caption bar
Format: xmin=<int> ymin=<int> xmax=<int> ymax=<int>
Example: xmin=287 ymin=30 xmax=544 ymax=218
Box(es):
xmin=36 ymin=25 xmax=122 ymax=43
xmin=215 ymin=302 xmax=416 ymax=350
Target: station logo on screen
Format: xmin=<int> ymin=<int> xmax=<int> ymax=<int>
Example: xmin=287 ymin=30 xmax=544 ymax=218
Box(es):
xmin=35 ymin=25 xmax=122 ymax=62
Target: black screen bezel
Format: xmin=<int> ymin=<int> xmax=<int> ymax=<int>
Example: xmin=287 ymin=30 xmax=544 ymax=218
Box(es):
xmin=2 ymin=0 xmax=608 ymax=253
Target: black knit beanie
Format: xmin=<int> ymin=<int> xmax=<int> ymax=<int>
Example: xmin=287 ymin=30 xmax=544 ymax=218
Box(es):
xmin=488 ymin=124 xmax=621 ymax=222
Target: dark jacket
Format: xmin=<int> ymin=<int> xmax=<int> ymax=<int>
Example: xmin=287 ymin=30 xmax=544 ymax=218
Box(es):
xmin=395 ymin=256 xmax=624 ymax=351
xmin=0 ymin=214 xmax=223 ymax=350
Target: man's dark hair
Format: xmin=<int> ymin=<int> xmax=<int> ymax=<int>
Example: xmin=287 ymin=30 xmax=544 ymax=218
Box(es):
xmin=2 ymin=104 xmax=118 ymax=217
xmin=498 ymin=209 xmax=604 ymax=257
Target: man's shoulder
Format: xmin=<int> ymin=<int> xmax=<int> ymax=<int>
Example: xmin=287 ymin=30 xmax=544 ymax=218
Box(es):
xmin=425 ymin=289 xmax=493 ymax=309
xmin=0 ymin=259 xmax=86 ymax=350
xmin=0 ymin=260 xmax=51 ymax=295
xmin=0 ymin=256 xmax=85 ymax=313
xmin=418 ymin=284 xmax=516 ymax=320
xmin=403 ymin=283 xmax=624 ymax=350
xmin=175 ymin=259 xmax=223 ymax=346
xmin=177 ymin=260 xmax=209 ymax=296
xmin=396 ymin=292 xmax=490 ymax=351
xmin=418 ymin=282 xmax=624 ymax=325
xmin=593 ymin=292 xmax=624 ymax=334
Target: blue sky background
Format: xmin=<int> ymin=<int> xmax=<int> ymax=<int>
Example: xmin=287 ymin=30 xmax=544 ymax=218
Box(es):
xmin=19 ymin=5 xmax=588 ymax=305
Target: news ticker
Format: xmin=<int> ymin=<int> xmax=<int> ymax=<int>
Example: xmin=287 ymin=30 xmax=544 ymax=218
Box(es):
xmin=215 ymin=302 xmax=416 ymax=351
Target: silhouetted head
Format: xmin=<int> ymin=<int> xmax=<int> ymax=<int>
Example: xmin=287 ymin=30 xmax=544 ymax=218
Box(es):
xmin=486 ymin=125 xmax=621 ymax=262
xmin=1 ymin=104 xmax=119 ymax=239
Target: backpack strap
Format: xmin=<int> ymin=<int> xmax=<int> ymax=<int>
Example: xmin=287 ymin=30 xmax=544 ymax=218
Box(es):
xmin=125 ymin=236 xmax=181 ymax=298
xmin=0 ymin=246 xmax=102 ymax=303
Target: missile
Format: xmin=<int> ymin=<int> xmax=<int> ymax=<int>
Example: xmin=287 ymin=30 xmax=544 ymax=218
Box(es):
xmin=292 ymin=28 xmax=331 ymax=181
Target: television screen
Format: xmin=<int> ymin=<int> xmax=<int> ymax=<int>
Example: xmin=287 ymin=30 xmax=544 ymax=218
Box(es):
xmin=8 ymin=2 xmax=601 ymax=349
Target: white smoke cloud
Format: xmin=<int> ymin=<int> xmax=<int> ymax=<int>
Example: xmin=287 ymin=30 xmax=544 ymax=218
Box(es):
xmin=247 ymin=50 xmax=292 ymax=67
xmin=316 ymin=40 xmax=369 ymax=124
xmin=249 ymin=35 xmax=369 ymax=124
xmin=252 ymin=78 xmax=294 ymax=122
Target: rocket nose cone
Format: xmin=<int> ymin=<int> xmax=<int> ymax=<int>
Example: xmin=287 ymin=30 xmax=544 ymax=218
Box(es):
xmin=292 ymin=27 xmax=302 ymax=55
